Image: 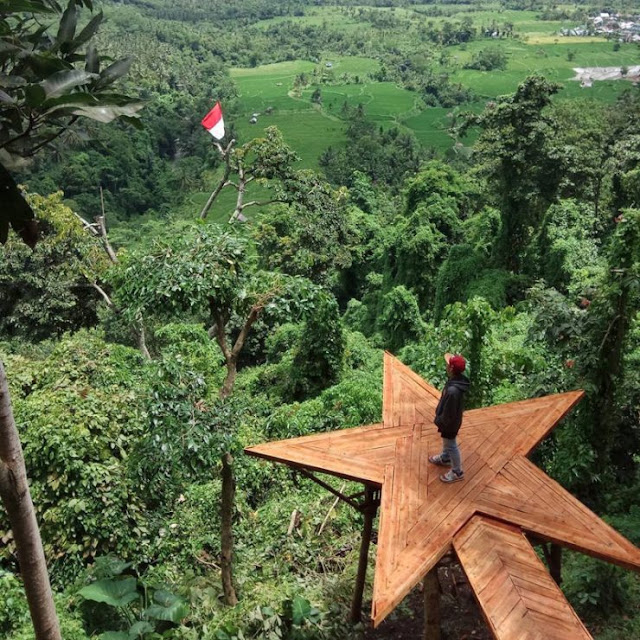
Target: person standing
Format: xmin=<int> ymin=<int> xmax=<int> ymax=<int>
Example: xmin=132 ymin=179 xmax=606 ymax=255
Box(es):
xmin=428 ymin=353 xmax=470 ymax=483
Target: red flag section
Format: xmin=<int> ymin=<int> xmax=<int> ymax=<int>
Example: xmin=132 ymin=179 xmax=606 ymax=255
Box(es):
xmin=202 ymin=102 xmax=225 ymax=140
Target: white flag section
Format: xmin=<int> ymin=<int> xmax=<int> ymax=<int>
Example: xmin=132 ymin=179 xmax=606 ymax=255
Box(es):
xmin=201 ymin=102 xmax=225 ymax=140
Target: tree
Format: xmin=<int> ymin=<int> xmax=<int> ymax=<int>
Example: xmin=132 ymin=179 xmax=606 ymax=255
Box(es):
xmin=288 ymin=292 xmax=345 ymax=399
xmin=463 ymin=76 xmax=561 ymax=271
xmin=253 ymin=172 xmax=354 ymax=285
xmin=0 ymin=191 xmax=108 ymax=340
xmin=464 ymin=47 xmax=508 ymax=71
xmin=0 ymin=3 xmax=139 ymax=637
xmin=0 ymin=363 xmax=60 ymax=638
xmin=112 ymin=227 xmax=314 ymax=398
xmin=0 ymin=0 xmax=142 ymax=245
xmin=581 ymin=210 xmax=640 ymax=478
xmin=199 ymin=126 xmax=298 ymax=222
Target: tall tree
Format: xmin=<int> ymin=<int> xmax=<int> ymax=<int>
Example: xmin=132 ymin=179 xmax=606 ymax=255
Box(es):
xmin=112 ymin=227 xmax=314 ymax=397
xmin=0 ymin=2 xmax=139 ymax=637
xmin=464 ymin=76 xmax=562 ymax=271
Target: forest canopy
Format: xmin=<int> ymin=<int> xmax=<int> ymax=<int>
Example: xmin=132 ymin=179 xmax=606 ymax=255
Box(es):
xmin=2 ymin=0 xmax=640 ymax=638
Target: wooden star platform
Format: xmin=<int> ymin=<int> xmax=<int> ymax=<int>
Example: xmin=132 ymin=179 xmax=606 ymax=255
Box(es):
xmin=245 ymin=353 xmax=640 ymax=638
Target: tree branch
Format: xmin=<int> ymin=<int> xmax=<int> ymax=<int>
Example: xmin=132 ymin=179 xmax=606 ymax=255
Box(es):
xmin=24 ymin=116 xmax=79 ymax=157
xmin=200 ymin=140 xmax=236 ymax=220
xmin=210 ymin=304 xmax=232 ymax=362
xmin=231 ymin=305 xmax=261 ymax=360
xmin=89 ymin=282 xmax=113 ymax=307
xmin=239 ymin=198 xmax=286 ymax=210
xmin=95 ymin=189 xmax=118 ymax=264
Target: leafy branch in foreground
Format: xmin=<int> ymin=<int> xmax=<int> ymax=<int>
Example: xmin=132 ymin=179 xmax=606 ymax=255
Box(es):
xmin=0 ymin=0 xmax=143 ymax=243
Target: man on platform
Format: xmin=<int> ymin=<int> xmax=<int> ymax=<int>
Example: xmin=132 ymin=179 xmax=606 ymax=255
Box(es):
xmin=428 ymin=353 xmax=470 ymax=483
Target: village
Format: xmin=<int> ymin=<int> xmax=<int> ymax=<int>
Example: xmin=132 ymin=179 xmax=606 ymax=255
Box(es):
xmin=561 ymin=11 xmax=640 ymax=42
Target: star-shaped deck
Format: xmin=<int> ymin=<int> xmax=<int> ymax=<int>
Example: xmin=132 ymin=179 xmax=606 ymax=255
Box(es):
xmin=245 ymin=353 xmax=640 ymax=637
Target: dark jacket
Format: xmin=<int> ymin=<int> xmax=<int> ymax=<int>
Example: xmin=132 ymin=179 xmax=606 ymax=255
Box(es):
xmin=434 ymin=374 xmax=470 ymax=439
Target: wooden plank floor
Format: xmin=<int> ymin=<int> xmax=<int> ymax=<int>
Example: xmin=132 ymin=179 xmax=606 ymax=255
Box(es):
xmin=245 ymin=353 xmax=640 ymax=633
xmin=454 ymin=516 xmax=592 ymax=640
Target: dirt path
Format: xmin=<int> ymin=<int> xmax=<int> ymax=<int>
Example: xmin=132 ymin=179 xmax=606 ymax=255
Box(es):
xmin=572 ymin=65 xmax=640 ymax=86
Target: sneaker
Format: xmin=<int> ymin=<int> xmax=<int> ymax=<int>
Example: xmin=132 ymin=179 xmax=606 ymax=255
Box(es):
xmin=440 ymin=469 xmax=464 ymax=483
xmin=428 ymin=454 xmax=451 ymax=467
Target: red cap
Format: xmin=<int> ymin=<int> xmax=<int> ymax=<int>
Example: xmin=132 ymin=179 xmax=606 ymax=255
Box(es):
xmin=445 ymin=353 xmax=466 ymax=374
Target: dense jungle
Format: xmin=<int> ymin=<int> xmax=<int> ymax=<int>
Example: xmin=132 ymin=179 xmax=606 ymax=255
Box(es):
xmin=1 ymin=0 xmax=640 ymax=638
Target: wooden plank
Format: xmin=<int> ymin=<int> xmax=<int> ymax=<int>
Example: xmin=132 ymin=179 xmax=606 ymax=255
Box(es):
xmin=371 ymin=464 xmax=395 ymax=621
xmin=245 ymin=354 xmax=627 ymax=636
xmin=454 ymin=516 xmax=592 ymax=640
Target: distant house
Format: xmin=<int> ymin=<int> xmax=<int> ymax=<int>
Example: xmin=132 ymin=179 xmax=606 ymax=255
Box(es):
xmin=251 ymin=112 xmax=260 ymax=118
xmin=249 ymin=117 xmax=257 ymax=124
xmin=325 ymin=62 xmax=333 ymax=68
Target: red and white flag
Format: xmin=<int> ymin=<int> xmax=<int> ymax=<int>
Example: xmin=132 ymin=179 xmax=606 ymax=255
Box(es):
xmin=201 ymin=101 xmax=225 ymax=140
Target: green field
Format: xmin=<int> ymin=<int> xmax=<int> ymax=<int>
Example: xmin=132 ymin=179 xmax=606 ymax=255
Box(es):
xmin=227 ymin=6 xmax=639 ymax=173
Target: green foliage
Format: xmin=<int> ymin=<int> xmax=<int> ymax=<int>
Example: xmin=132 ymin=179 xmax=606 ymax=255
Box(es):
xmin=0 ymin=569 xmax=29 ymax=635
xmin=78 ymin=562 xmax=188 ymax=638
xmin=534 ymin=200 xmax=604 ymax=296
xmin=465 ymin=75 xmax=562 ymax=270
xmin=253 ymin=175 xmax=353 ymax=285
xmin=379 ymin=286 xmax=426 ymax=353
xmin=1 ymin=0 xmax=141 ymax=240
xmin=288 ymin=293 xmax=345 ymax=400
xmin=0 ymin=331 xmax=151 ymax=578
xmin=0 ymin=191 xmax=105 ymax=339
xmin=464 ymin=47 xmax=508 ymax=71
xmin=564 ymin=554 xmax=630 ymax=618
xmin=319 ymin=109 xmax=423 ymax=191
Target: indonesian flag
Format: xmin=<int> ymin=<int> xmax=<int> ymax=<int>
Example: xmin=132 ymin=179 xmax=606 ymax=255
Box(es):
xmin=201 ymin=102 xmax=225 ymax=140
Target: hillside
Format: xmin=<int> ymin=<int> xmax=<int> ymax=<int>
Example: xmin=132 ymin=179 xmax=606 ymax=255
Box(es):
xmin=1 ymin=1 xmax=640 ymax=639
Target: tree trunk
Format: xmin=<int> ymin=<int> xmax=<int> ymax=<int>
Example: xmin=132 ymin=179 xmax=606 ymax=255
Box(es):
xmin=549 ymin=544 xmax=562 ymax=586
xmin=0 ymin=360 xmax=61 ymax=640
xmin=423 ymin=566 xmax=441 ymax=640
xmin=350 ymin=487 xmax=377 ymax=623
xmin=220 ymin=359 xmax=237 ymax=399
xmin=220 ymin=452 xmax=238 ymax=606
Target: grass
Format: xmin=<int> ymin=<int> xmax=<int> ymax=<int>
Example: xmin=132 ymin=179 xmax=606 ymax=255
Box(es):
xmin=230 ymin=9 xmax=640 ymax=165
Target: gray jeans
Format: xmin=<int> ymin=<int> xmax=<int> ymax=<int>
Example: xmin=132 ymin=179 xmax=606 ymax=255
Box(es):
xmin=441 ymin=437 xmax=462 ymax=474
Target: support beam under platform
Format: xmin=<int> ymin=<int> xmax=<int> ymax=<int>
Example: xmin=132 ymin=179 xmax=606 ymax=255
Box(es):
xmin=350 ymin=487 xmax=379 ymax=623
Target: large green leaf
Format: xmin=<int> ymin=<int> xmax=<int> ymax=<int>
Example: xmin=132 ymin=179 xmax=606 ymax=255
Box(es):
xmin=42 ymin=92 xmax=97 ymax=110
xmin=72 ymin=10 xmax=103 ymax=50
xmin=70 ymin=102 xmax=143 ymax=123
xmin=24 ymin=83 xmax=46 ymax=106
xmin=290 ymin=596 xmax=311 ymax=625
xmin=143 ymin=590 xmax=188 ymax=623
xmin=97 ymin=57 xmax=132 ymax=87
xmin=56 ymin=0 xmax=77 ymax=46
xmin=41 ymin=68 xmax=94 ymax=97
xmin=78 ymin=577 xmax=139 ymax=607
xmin=128 ymin=621 xmax=154 ymax=638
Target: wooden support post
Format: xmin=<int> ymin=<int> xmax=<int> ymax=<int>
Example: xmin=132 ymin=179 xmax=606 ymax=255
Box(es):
xmin=423 ymin=565 xmax=441 ymax=640
xmin=350 ymin=487 xmax=377 ymax=623
xmin=549 ymin=543 xmax=562 ymax=586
